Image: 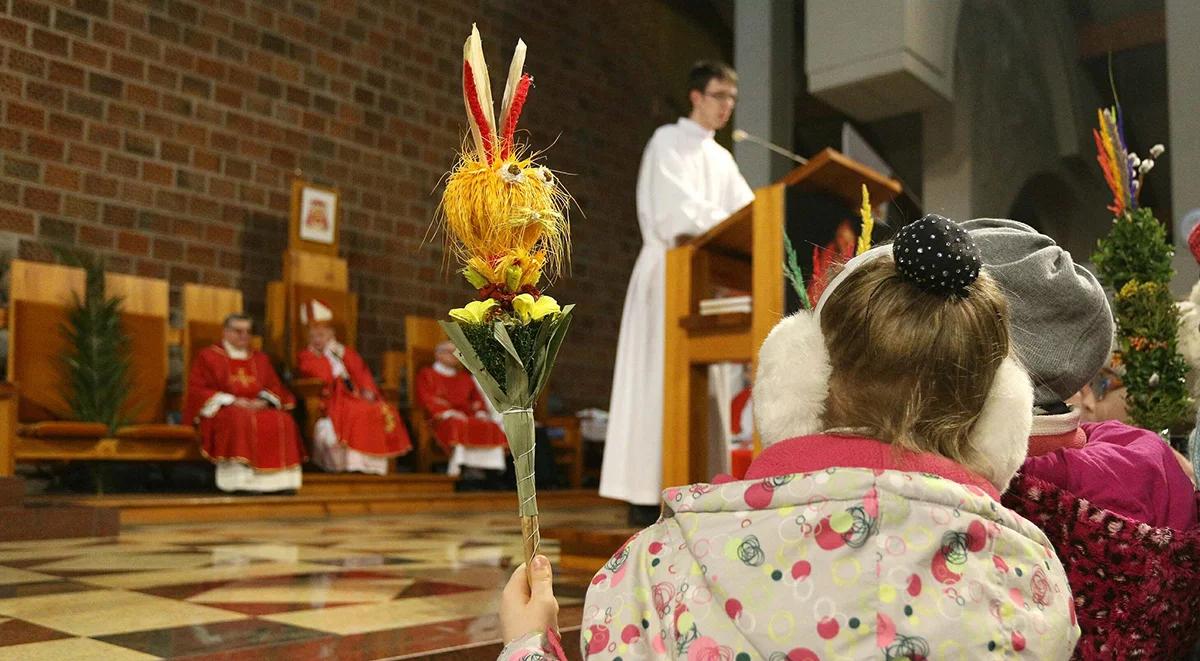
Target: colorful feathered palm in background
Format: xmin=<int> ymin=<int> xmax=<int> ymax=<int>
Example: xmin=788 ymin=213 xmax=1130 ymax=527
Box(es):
xmin=435 ymin=25 xmax=575 ymax=583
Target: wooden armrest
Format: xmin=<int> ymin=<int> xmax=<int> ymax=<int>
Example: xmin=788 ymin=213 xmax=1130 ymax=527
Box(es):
xmin=379 ymin=384 xmax=400 ymax=402
xmin=290 ymin=377 xmax=325 ymax=398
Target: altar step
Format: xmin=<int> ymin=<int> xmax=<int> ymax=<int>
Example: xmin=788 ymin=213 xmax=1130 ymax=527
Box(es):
xmin=297 ymin=471 xmax=456 ymax=496
xmin=0 ymin=476 xmax=119 ymax=541
xmin=30 ymin=488 xmax=612 ymax=525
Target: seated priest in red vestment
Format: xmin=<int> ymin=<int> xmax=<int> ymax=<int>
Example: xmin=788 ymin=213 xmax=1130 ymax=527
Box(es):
xmin=184 ymin=313 xmax=305 ymax=493
xmin=416 ymin=341 xmax=508 ymax=476
xmin=295 ymin=299 xmax=412 ymax=474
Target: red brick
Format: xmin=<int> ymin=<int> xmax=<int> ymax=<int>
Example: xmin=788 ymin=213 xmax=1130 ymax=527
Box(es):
xmin=93 ymin=22 xmax=127 ymax=50
xmin=110 ymin=53 xmax=143 ymax=79
xmin=155 ymin=189 xmax=186 ymax=213
xmin=186 ymin=243 xmax=216 ymax=267
xmin=102 ymin=204 xmax=136 ymax=228
xmin=71 ymin=40 xmax=106 ymax=67
xmin=194 ymin=149 xmax=220 ymax=172
xmin=6 ymin=101 xmax=44 ymax=129
xmin=79 ymin=224 xmax=114 ymax=248
xmin=209 ymin=178 xmax=236 ymax=199
xmin=142 ymin=162 xmax=172 ymax=186
xmin=135 ymin=258 xmax=166 ymax=279
xmin=161 ymin=141 xmax=189 ymax=163
xmin=23 ymin=187 xmax=61 ymax=213
xmin=117 ymin=231 xmax=150 ymax=255
xmin=0 ymin=73 xmax=20 ymax=99
xmin=68 ymin=144 xmax=102 ymax=170
xmin=63 ymin=195 xmax=99 ymax=221
xmin=105 ymin=153 xmax=139 ymax=178
xmin=129 ymin=34 xmax=159 ymax=59
xmin=48 ymin=60 xmax=85 ymax=88
xmin=0 ymin=127 xmax=20 ymax=150
xmin=215 ymin=85 xmax=242 ymax=108
xmin=43 ymin=164 xmax=81 ymax=191
xmin=147 ymin=65 xmax=177 ymax=88
xmin=204 ymin=223 xmax=235 ymax=245
xmin=31 ymin=29 xmax=68 ymax=57
xmin=48 ymin=113 xmax=84 ymax=140
xmin=27 ymin=134 xmax=64 ymax=160
xmin=82 ymin=173 xmax=118 ymax=197
xmin=25 ymin=81 xmax=64 ymax=108
xmin=177 ymin=123 xmax=207 ymax=147
xmin=125 ymin=83 xmax=158 ymax=107
xmin=152 ymin=236 xmax=183 ymax=260
xmin=0 ymin=18 xmax=27 ymax=45
xmin=120 ymin=180 xmax=154 ymax=206
xmin=0 ymin=207 xmax=35 ymax=234
xmin=87 ymin=124 xmax=120 ymax=148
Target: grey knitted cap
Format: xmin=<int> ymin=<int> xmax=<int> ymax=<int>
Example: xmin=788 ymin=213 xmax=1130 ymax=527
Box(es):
xmin=961 ymin=218 xmax=1114 ymax=407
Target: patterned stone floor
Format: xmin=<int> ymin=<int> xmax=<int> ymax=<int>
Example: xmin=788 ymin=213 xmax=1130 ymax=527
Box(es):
xmin=0 ymin=506 xmax=623 ymax=660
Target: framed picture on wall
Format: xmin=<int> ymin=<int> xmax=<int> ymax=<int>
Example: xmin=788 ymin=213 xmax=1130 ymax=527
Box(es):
xmin=297 ymin=184 xmax=338 ymax=245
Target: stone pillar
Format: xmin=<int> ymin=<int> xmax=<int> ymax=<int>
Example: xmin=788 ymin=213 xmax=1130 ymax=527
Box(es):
xmin=1167 ymin=0 xmax=1200 ymax=292
xmin=733 ymin=0 xmax=795 ymax=188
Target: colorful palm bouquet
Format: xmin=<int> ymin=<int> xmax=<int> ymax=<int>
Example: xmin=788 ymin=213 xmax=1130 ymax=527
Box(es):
xmin=435 ymin=25 xmax=574 ymax=573
xmin=1090 ymin=105 xmax=1191 ymax=433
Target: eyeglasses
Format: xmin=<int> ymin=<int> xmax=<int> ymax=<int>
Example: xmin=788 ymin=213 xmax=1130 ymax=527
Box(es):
xmin=704 ymin=92 xmax=738 ymax=105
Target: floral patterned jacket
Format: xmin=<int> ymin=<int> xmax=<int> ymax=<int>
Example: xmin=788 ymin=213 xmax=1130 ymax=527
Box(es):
xmin=502 ymin=460 xmax=1079 ymax=659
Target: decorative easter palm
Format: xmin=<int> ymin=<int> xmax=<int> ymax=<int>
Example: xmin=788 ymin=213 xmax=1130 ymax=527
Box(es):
xmin=434 ymin=25 xmax=574 ymax=581
xmin=1090 ymin=105 xmax=1191 ymax=432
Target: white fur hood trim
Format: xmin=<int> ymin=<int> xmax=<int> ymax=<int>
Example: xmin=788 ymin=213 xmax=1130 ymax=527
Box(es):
xmin=753 ymin=311 xmax=1034 ymax=493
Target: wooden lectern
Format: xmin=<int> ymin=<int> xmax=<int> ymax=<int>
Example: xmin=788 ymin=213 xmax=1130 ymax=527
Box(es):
xmin=661 ymin=148 xmax=901 ymax=487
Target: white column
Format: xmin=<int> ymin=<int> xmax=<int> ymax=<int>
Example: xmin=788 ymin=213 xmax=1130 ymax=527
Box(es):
xmin=1167 ymin=0 xmax=1200 ymax=293
xmin=733 ymin=0 xmax=795 ymax=188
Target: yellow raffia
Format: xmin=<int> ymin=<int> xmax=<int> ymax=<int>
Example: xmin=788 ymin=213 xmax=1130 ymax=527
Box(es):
xmin=856 ymin=184 xmax=874 ymax=256
xmin=438 ymin=144 xmax=571 ymax=291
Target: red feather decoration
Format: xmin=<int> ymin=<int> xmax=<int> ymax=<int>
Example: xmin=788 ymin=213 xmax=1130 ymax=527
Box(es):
xmin=501 ymin=74 xmax=532 ymax=160
xmin=463 ymin=61 xmax=494 ymax=163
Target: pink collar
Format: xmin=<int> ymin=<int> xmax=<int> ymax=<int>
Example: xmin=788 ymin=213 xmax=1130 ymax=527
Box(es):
xmin=744 ymin=435 xmax=1001 ymax=500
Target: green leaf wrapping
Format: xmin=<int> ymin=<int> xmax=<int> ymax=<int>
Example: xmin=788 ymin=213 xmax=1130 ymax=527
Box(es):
xmin=438 ymin=309 xmax=575 ymax=519
xmin=503 ymin=408 xmax=537 ymax=516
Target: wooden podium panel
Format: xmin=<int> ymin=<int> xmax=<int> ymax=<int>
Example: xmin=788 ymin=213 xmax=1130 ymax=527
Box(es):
xmin=661 ymin=149 xmax=900 ymax=487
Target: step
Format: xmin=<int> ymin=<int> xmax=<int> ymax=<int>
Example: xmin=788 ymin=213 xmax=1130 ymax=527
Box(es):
xmin=0 ymin=503 xmax=119 ymax=541
xmin=297 ymin=472 xmax=456 ymax=496
xmin=0 ymin=476 xmax=24 ymax=507
xmin=30 ymin=489 xmax=614 ymax=525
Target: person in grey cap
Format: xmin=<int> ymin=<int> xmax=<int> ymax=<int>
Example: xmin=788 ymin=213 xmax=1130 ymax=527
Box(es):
xmin=963 ymin=218 xmax=1200 ymax=658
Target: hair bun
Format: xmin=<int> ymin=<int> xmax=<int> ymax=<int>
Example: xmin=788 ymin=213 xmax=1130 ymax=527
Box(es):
xmin=893 ymin=214 xmax=981 ymax=296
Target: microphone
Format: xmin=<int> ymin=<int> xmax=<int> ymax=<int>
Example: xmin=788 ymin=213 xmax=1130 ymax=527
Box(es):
xmin=733 ymin=129 xmax=808 ymax=165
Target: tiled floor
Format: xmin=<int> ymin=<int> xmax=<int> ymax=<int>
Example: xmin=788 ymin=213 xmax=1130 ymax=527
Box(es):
xmin=0 ymin=506 xmax=624 ymax=660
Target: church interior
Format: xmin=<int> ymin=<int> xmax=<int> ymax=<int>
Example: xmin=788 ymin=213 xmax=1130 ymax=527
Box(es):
xmin=1 ymin=1 xmax=1199 ymax=659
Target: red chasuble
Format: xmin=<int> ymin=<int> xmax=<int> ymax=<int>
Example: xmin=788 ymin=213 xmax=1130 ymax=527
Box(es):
xmin=184 ymin=345 xmax=305 ymax=471
xmin=296 ymin=346 xmax=412 ymax=457
xmin=415 ymin=365 xmax=507 ymax=451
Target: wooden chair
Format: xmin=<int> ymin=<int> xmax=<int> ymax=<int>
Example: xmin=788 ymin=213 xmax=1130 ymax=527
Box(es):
xmin=265 ymin=251 xmax=398 ymax=453
xmin=402 ymin=316 xmax=448 ymax=473
xmin=402 ymin=315 xmax=584 ymax=487
xmin=6 ymin=261 xmax=107 ymax=456
xmin=105 ymin=272 xmax=199 ymax=453
xmin=181 ymin=283 xmax=244 ymax=411
xmin=2 ymin=261 xmax=200 ymax=474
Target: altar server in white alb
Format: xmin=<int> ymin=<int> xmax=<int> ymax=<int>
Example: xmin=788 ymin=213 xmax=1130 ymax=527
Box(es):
xmin=601 ymin=61 xmax=755 ymax=520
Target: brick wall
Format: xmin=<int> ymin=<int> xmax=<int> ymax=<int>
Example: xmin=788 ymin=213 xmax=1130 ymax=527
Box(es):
xmin=0 ymin=0 xmax=726 ymax=411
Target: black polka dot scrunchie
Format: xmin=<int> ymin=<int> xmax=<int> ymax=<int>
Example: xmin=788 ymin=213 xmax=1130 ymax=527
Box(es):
xmin=892 ymin=214 xmax=982 ymax=297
